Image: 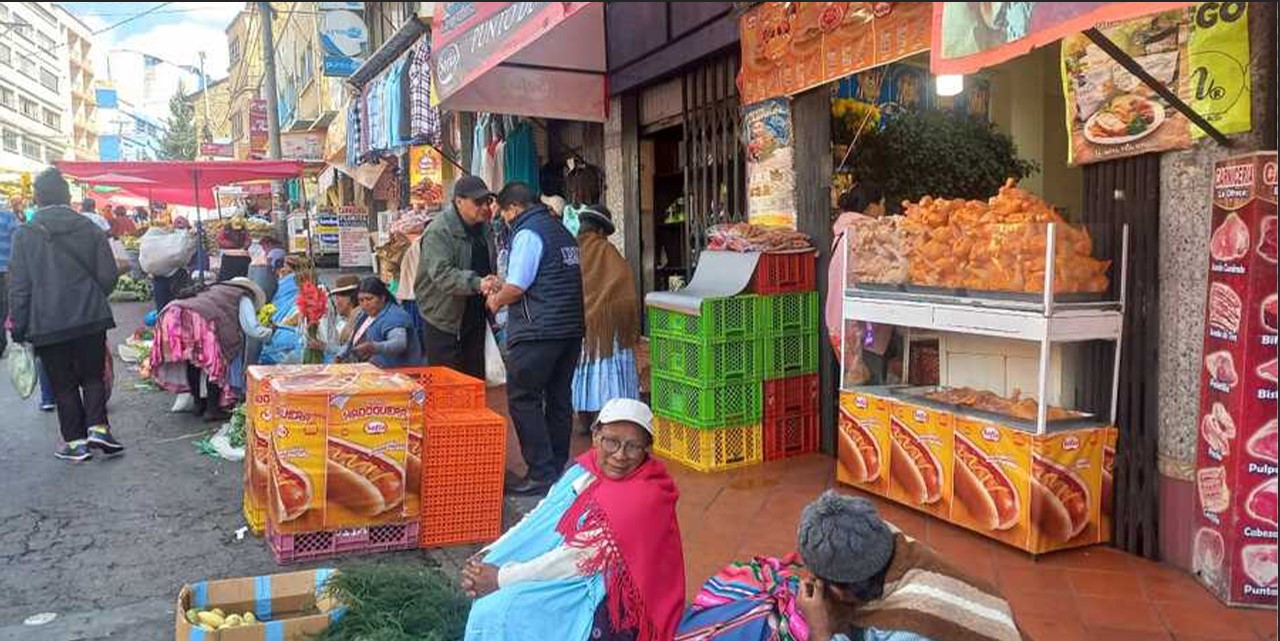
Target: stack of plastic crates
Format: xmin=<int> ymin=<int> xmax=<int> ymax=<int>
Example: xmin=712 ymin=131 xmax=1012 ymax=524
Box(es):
xmin=648 ymin=295 xmax=764 ymax=472
xmin=396 ymin=367 xmax=507 ymax=548
xmin=758 ymin=287 xmax=820 ymax=461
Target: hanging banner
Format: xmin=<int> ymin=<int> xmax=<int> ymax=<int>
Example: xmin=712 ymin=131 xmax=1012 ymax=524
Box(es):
xmin=932 ymin=2 xmax=1195 ymax=75
xmin=319 ymin=2 xmax=369 ymax=77
xmin=408 ymin=145 xmax=446 ymax=211
xmin=200 ymin=141 xmax=234 ymax=158
xmin=248 ymin=99 xmax=269 ymax=157
xmin=1061 ymin=8 xmax=1192 ymax=166
xmin=337 ymin=206 xmax=372 ymax=267
xmin=1188 ymin=2 xmax=1251 ymax=139
xmin=280 ymin=131 xmax=325 ymax=161
xmin=739 ymin=2 xmax=931 ymax=106
xmin=744 ymin=98 xmax=796 ymax=229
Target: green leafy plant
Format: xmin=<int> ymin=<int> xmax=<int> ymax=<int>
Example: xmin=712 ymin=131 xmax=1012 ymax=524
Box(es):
xmin=848 ymin=110 xmax=1039 ymax=211
xmin=316 ymin=564 xmax=471 ymax=641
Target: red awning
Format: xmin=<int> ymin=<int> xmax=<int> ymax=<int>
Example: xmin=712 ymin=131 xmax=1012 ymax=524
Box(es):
xmin=56 ymin=160 xmax=305 ymax=208
xmin=432 ymin=2 xmax=606 ymax=122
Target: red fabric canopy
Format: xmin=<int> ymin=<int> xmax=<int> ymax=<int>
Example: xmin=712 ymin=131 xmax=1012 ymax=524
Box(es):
xmin=55 ymin=160 xmax=304 ymax=207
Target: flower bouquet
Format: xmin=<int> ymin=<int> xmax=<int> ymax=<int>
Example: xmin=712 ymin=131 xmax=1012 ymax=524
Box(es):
xmin=297 ymin=281 xmax=328 ymax=364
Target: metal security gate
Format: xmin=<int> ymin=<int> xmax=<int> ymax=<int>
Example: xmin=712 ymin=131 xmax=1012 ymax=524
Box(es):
xmin=681 ymin=51 xmax=746 ymax=274
xmin=1081 ymin=154 xmax=1161 ymax=559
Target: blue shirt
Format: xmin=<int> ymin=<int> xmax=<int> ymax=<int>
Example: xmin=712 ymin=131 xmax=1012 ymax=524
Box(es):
xmin=0 ymin=210 xmax=18 ymax=273
xmin=506 ymin=229 xmax=544 ymax=291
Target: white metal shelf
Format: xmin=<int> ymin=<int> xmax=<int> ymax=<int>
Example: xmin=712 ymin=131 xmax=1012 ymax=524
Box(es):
xmin=841 ymin=293 xmax=1124 ymax=343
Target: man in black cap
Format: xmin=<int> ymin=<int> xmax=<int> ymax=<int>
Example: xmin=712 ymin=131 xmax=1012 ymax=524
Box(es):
xmin=414 ymin=175 xmax=501 ymax=378
xmin=8 ymin=167 xmax=124 ymax=462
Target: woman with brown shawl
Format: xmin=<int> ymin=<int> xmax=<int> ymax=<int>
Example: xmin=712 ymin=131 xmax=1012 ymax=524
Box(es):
xmin=571 ymin=205 xmax=641 ymax=428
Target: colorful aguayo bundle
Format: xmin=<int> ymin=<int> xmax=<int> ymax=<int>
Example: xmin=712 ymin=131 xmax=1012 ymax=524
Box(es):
xmin=297 ymin=280 xmax=328 ymax=364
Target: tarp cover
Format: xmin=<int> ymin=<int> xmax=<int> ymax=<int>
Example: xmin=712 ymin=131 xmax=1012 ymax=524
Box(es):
xmin=644 ymin=251 xmax=761 ymax=315
xmin=56 ymin=160 xmax=304 ymax=207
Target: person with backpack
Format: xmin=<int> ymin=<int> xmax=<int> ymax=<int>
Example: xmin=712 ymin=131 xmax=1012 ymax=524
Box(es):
xmin=7 ymin=168 xmax=123 ymax=462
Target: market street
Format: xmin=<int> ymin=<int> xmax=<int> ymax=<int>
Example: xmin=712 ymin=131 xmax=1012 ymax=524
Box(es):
xmin=0 ymin=300 xmax=472 ymax=640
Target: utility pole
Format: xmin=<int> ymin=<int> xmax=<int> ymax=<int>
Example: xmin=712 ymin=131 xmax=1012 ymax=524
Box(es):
xmin=257 ymin=1 xmax=286 ymax=226
xmin=197 ymin=51 xmax=213 ymax=159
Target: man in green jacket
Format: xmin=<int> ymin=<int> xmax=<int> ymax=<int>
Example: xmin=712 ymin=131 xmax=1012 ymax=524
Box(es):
xmin=414 ymin=176 xmax=500 ymax=379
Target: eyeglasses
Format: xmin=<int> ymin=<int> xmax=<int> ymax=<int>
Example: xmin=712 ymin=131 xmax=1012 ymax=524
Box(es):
xmin=596 ymin=434 xmax=648 ymax=458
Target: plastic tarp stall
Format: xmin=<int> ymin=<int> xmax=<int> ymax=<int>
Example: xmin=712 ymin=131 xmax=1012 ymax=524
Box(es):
xmin=55 ymin=160 xmax=305 ymax=208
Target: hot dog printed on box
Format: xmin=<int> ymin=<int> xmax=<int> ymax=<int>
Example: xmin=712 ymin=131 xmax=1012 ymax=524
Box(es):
xmin=837 ymin=390 xmax=894 ymax=496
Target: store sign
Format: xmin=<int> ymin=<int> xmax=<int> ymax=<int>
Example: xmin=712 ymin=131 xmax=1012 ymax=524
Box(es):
xmin=432 ymin=2 xmax=582 ymax=101
xmin=932 ymin=2 xmax=1195 ymax=75
xmin=319 ymin=2 xmax=368 ymax=77
xmin=408 ymin=145 xmax=445 ymax=210
xmin=1061 ymin=8 xmax=1193 ymax=165
xmin=1188 ymin=2 xmax=1251 ymax=139
xmin=315 ymin=211 xmax=341 ymax=252
xmin=738 ymin=2 xmax=931 ymax=106
xmin=337 ymin=206 xmax=372 ymax=267
xmin=200 ymin=141 xmax=234 ymax=158
xmin=249 ymin=99 xmax=269 ymax=156
xmin=281 ymin=131 xmax=325 ymax=161
xmin=1192 ymin=152 xmax=1278 ymax=608
xmin=744 ymin=98 xmax=796 ymax=229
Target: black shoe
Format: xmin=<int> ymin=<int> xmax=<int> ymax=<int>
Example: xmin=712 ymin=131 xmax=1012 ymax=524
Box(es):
xmin=87 ymin=427 xmax=125 ymax=456
xmin=505 ymin=477 xmax=553 ymax=497
xmin=55 ymin=441 xmax=92 ymax=462
xmin=204 ymin=410 xmax=231 ymax=423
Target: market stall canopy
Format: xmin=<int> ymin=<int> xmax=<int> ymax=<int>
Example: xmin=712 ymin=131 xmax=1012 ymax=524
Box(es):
xmin=55 ymin=160 xmax=305 ymax=208
xmin=930 ymin=2 xmax=1195 ymax=75
xmin=432 ymin=2 xmax=606 ymax=122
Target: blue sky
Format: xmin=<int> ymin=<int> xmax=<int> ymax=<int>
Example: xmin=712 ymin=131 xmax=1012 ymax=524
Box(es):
xmin=61 ymin=2 xmax=245 ymax=120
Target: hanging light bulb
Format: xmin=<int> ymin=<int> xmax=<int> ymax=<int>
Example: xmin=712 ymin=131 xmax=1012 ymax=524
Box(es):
xmin=936 ymin=74 xmax=964 ymax=97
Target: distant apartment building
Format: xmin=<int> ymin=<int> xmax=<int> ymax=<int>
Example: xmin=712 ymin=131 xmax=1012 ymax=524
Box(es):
xmin=0 ymin=2 xmax=73 ymax=173
xmin=56 ymin=4 xmax=97 ymax=160
xmin=95 ymin=85 xmax=164 ymax=161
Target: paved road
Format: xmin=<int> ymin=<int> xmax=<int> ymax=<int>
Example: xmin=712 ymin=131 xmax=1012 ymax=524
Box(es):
xmin=0 ymin=301 xmax=477 ymax=640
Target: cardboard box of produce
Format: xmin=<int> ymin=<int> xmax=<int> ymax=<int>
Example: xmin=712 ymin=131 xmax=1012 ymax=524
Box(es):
xmin=175 ymin=569 xmax=340 ymax=640
xmin=1029 ymin=428 xmax=1105 ymax=554
xmin=836 ymin=390 xmax=893 ymax=496
xmin=267 ymin=370 xmax=422 ymax=533
xmin=888 ymin=400 xmax=954 ymax=520
xmin=951 ymin=417 xmax=1033 ymax=548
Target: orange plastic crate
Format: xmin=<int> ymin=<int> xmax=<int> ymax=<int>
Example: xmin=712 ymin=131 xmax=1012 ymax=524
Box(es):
xmin=395 ymin=366 xmax=486 ymax=413
xmin=419 ymin=409 xmax=508 ymax=548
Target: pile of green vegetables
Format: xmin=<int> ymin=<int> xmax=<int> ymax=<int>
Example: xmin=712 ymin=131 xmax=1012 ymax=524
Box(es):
xmin=110 ymin=275 xmax=153 ymax=302
xmin=318 ymin=564 xmax=470 ymax=641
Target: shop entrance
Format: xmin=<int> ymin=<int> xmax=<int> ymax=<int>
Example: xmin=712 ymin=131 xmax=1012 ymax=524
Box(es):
xmin=639 ymin=125 xmax=687 ymax=293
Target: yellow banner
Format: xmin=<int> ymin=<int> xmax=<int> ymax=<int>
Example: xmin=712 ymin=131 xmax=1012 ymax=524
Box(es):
xmin=1188 ymin=2 xmax=1251 ymax=138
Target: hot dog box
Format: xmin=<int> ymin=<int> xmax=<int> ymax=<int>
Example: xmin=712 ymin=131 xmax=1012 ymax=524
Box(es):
xmin=1028 ymin=428 xmax=1105 ymax=554
xmin=837 ymin=390 xmax=893 ymax=497
xmin=951 ymin=417 xmax=1033 ymax=548
xmin=267 ymin=371 xmax=422 ymax=533
xmin=175 ymin=568 xmax=340 ymax=640
xmin=887 ymin=400 xmax=954 ymax=520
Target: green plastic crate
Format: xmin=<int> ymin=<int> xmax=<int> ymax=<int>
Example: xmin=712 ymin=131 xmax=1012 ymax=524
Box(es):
xmin=650 ymin=336 xmax=763 ymax=384
xmin=758 ymin=292 xmax=819 ymax=336
xmin=651 ymin=374 xmax=763 ymax=428
xmin=761 ymin=333 xmax=819 ymax=378
xmin=647 ymin=296 xmax=759 ymax=342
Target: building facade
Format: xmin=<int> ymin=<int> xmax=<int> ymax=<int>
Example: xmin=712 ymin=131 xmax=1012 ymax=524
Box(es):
xmin=225 ymin=3 xmax=265 ymax=160
xmin=0 ymin=2 xmax=73 ymax=173
xmin=56 ymin=4 xmax=97 ymax=161
xmin=95 ymin=84 xmax=164 ymax=162
xmin=191 ymin=77 xmax=232 ymax=153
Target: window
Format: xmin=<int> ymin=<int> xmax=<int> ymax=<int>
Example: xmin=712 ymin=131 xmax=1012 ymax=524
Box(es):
xmin=0 ymin=6 xmax=9 ymax=22
xmin=231 ymin=110 xmax=243 ymax=140
xmin=18 ymin=58 xmax=34 ymax=78
xmin=300 ymin=43 xmax=314 ymax=86
xmin=39 ymin=68 xmax=57 ymax=92
xmin=229 ymin=37 xmax=241 ymax=64
xmin=36 ymin=32 xmax=55 ymax=53
xmin=2 ymin=129 xmax=16 ymax=153
xmin=12 ymin=17 xmax=31 ymax=39
xmin=0 ymin=86 xmax=13 ymax=109
xmin=21 ymin=139 xmax=40 ymax=160
xmin=44 ymin=146 xmax=60 ymax=163
xmin=42 ymin=108 xmax=59 ymax=129
xmin=19 ymin=97 xmax=38 ymax=120
xmin=0 ymin=44 xmax=9 ymax=66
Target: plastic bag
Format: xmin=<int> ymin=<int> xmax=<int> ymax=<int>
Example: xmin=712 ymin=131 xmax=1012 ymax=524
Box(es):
xmin=484 ymin=324 xmax=507 ymax=388
xmin=171 ymin=393 xmax=196 ymax=413
xmin=8 ymin=343 xmax=36 ymax=399
xmin=138 ymin=227 xmax=196 ymax=277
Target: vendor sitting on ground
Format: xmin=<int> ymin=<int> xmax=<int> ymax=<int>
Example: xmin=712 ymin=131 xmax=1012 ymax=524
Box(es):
xmin=462 ymin=398 xmax=686 ymax=641
xmin=149 ymin=277 xmax=274 ymax=421
xmin=339 ymin=277 xmax=421 ymax=368
xmin=793 ymin=492 xmax=1025 ymax=641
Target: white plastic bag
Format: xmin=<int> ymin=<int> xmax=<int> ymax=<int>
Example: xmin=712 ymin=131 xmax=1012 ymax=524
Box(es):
xmin=171 ymin=393 xmax=196 ymax=413
xmin=484 ymin=324 xmax=507 ymax=388
xmin=8 ymin=343 xmax=36 ymax=399
xmin=138 ymin=227 xmax=196 ymax=277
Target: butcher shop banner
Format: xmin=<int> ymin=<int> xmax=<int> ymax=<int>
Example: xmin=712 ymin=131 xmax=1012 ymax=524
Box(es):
xmin=739 ymin=2 xmax=931 ymax=106
xmin=1193 ymin=151 xmax=1277 ymax=608
xmin=1061 ymin=8 xmax=1192 ymax=165
xmin=744 ymin=98 xmax=797 ymax=229
xmin=931 ymin=2 xmax=1195 ymax=75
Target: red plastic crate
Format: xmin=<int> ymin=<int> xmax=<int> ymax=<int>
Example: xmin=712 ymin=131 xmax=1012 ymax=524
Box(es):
xmin=394 ymin=366 xmax=486 ymax=413
xmin=751 ymin=251 xmax=817 ymax=295
xmin=763 ymin=411 xmax=819 ymax=461
xmin=763 ymin=374 xmax=819 ymax=420
xmin=419 ymin=409 xmax=508 ymax=548
xmin=267 ymin=521 xmax=419 ymax=564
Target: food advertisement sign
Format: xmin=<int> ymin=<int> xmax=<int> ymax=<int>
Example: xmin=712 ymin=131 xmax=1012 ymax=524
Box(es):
xmin=739 ymin=2 xmax=931 ymax=106
xmin=249 ymin=99 xmax=269 ymax=157
xmin=408 ymin=145 xmax=446 ymax=211
xmin=1193 ymin=152 xmax=1278 ymax=608
xmin=337 ymin=206 xmax=372 ymax=268
xmin=744 ymin=98 xmax=796 ymax=229
xmin=1060 ymin=9 xmax=1191 ymax=165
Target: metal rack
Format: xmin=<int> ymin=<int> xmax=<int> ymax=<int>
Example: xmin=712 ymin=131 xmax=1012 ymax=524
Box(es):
xmin=841 ymin=223 xmax=1130 ymax=434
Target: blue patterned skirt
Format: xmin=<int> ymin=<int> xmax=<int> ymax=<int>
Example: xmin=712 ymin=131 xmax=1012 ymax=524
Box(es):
xmin=572 ymin=340 xmax=640 ymax=413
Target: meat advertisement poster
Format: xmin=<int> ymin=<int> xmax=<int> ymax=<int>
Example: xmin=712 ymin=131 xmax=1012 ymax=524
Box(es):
xmin=1193 ymin=151 xmax=1278 ymax=608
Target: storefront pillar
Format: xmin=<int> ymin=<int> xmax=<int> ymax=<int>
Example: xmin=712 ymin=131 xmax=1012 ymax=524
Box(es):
xmin=790 ymin=86 xmax=837 ymax=450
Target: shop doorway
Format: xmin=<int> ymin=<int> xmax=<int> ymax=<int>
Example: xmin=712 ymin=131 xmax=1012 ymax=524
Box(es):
xmin=639 ymin=125 xmax=687 ymax=293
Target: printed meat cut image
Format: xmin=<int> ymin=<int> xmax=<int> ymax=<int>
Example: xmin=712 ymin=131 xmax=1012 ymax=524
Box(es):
xmin=1197 ymin=466 xmax=1231 ymax=514
xmin=1204 ymin=351 xmax=1239 ymax=388
xmin=1192 ymin=527 xmax=1225 ymax=580
xmin=1246 ymin=419 xmax=1278 ymax=462
xmin=1208 ymin=282 xmax=1242 ymax=335
xmin=1258 ymin=215 xmax=1277 ymax=264
xmin=1210 ymin=213 xmax=1251 ymax=262
xmin=1263 ymin=294 xmax=1279 ymax=333
xmin=1200 ymin=402 xmax=1237 ymax=456
xmin=1244 ymin=477 xmax=1277 ymax=527
xmin=1256 ymin=358 xmax=1278 ymax=384
xmin=1241 ymin=544 xmax=1278 ymax=588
